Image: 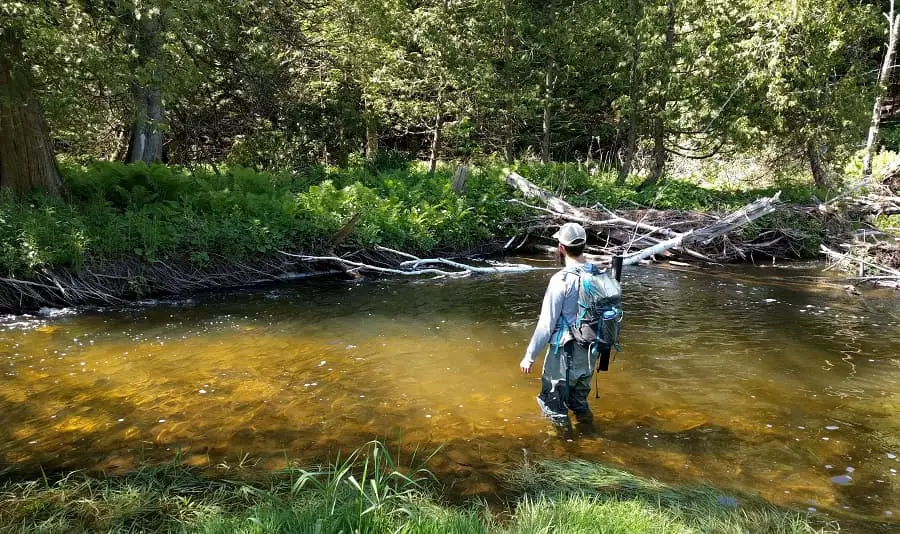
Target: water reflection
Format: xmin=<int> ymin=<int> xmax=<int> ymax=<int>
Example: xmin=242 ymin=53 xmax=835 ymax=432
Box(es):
xmin=0 ymin=262 xmax=899 ymax=526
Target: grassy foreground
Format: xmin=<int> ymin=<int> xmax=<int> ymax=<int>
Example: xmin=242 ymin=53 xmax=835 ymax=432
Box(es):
xmin=0 ymin=442 xmax=837 ymax=534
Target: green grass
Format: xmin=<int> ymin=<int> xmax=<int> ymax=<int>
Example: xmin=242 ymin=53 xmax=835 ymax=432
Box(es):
xmin=511 ymin=494 xmax=690 ymax=534
xmin=0 ymin=159 xmax=823 ymax=281
xmin=0 ymin=442 xmax=840 ymax=534
xmin=504 ymin=459 xmax=838 ymax=534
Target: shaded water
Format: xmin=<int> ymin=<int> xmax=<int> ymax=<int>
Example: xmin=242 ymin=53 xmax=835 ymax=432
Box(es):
xmin=2 ymin=260 xmax=900 ymax=526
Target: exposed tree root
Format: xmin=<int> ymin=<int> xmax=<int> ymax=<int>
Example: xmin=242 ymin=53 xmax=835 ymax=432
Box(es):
xmin=0 ymin=243 xmax=522 ymax=313
xmin=0 ymin=255 xmax=343 ymax=313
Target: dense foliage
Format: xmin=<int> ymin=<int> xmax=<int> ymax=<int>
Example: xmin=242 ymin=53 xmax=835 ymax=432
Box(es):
xmin=0 ymin=161 xmax=822 ymax=278
xmin=0 ymin=0 xmax=892 ymax=191
xmin=0 ymin=162 xmax=508 ymax=276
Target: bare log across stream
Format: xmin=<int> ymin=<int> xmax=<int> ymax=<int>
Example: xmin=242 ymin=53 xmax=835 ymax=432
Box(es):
xmin=505 ymin=171 xmax=783 ymax=265
xmin=278 ymin=247 xmax=544 ymax=278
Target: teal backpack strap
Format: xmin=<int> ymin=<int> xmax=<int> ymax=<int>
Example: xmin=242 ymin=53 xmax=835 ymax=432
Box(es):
xmin=552 ymin=315 xmax=568 ymax=356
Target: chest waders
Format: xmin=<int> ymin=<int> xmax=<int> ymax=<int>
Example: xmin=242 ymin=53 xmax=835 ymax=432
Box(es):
xmin=552 ymin=316 xmax=599 ymax=409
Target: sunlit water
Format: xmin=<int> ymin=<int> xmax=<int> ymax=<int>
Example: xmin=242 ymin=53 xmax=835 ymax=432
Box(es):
xmin=2 ymin=260 xmax=900 ymax=527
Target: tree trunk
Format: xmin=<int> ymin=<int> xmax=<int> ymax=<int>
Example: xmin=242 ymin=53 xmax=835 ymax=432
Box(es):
xmin=617 ymin=116 xmax=638 ymax=186
xmin=364 ymin=96 xmax=378 ymax=158
xmin=126 ymin=83 xmax=165 ymax=163
xmin=126 ymin=8 xmax=166 ymax=164
xmin=428 ymin=90 xmax=443 ymax=175
xmin=451 ymin=165 xmax=469 ymax=194
xmin=863 ymin=2 xmax=900 ymax=180
xmin=428 ymin=119 xmax=442 ymax=175
xmin=617 ymin=0 xmax=643 ymax=186
xmin=807 ymin=140 xmax=829 ymax=188
xmin=365 ymin=114 xmax=379 ymax=158
xmin=0 ymin=30 xmax=63 ymax=196
xmin=645 ymin=0 xmax=676 ymax=187
xmin=541 ymin=64 xmax=552 ymax=165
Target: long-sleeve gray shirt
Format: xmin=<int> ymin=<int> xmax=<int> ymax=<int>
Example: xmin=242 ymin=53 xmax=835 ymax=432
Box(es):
xmin=523 ymin=266 xmax=588 ymax=363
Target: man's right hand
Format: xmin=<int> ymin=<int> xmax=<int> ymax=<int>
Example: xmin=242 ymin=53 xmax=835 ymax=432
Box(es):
xmin=519 ymin=356 xmax=533 ymax=374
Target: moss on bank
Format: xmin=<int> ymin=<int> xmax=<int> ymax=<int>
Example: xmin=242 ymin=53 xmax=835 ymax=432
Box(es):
xmin=0 ymin=442 xmax=839 ymax=534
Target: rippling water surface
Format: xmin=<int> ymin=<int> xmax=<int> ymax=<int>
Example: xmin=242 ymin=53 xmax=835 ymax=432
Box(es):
xmin=1 ymin=260 xmax=899 ymax=526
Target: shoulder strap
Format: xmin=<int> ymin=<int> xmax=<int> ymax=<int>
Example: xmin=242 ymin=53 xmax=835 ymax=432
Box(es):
xmin=560 ymin=265 xmax=582 ymax=281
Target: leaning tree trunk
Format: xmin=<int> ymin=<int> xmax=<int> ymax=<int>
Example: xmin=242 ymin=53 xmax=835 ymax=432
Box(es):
xmin=645 ymin=0 xmax=676 ymax=187
xmin=0 ymin=30 xmax=63 ymax=196
xmin=863 ymin=1 xmax=900 ymax=181
xmin=125 ymin=8 xmax=166 ymax=164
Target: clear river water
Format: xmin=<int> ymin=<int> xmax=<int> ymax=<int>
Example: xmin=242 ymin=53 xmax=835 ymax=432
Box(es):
xmin=1 ymin=259 xmax=899 ymax=529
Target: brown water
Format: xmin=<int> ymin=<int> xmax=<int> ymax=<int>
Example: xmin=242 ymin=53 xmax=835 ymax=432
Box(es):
xmin=1 ymin=260 xmax=900 ymax=526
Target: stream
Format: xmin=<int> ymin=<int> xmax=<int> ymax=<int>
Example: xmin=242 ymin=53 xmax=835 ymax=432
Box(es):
xmin=1 ymin=259 xmax=899 ymax=527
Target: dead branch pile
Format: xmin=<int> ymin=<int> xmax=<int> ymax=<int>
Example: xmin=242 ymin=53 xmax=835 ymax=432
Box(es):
xmin=822 ymin=174 xmax=900 ymax=289
xmin=505 ymin=171 xmax=789 ymax=265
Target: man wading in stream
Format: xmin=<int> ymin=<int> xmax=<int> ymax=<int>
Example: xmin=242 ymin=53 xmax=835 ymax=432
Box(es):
xmin=520 ymin=222 xmax=622 ymax=428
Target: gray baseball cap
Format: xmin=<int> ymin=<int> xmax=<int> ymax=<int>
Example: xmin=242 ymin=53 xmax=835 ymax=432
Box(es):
xmin=552 ymin=222 xmax=587 ymax=246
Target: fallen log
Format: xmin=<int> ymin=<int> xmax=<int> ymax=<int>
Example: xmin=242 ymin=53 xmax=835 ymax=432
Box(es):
xmin=692 ymin=192 xmax=781 ymax=245
xmin=279 ymin=251 xmax=546 ymax=278
xmin=505 ymin=170 xmax=782 ymax=265
xmin=820 ymin=245 xmax=900 ymax=278
xmin=399 ymin=258 xmax=542 ymax=274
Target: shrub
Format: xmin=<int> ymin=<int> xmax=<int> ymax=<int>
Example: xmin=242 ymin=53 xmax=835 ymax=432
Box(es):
xmin=0 ymin=162 xmax=524 ymax=277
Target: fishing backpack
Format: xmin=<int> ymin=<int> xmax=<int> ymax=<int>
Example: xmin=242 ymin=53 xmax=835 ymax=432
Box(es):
xmin=563 ymin=264 xmax=623 ymax=351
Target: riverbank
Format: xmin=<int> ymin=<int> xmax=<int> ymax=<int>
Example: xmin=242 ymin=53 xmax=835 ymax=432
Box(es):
xmin=0 ymin=161 xmax=827 ymax=312
xmin=0 ymin=441 xmax=841 ymax=534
